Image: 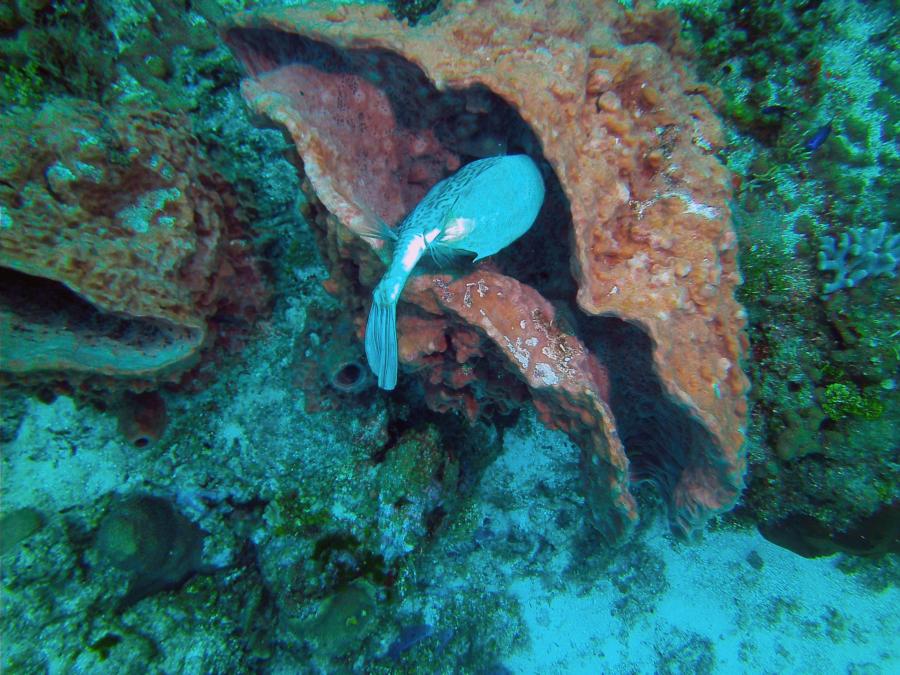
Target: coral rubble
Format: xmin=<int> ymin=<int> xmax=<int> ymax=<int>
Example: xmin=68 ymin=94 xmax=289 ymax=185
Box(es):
xmin=224 ymin=0 xmax=750 ymax=541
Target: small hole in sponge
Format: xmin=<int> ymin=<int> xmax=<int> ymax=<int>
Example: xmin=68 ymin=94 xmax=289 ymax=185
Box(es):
xmin=330 ymin=361 xmax=369 ymax=393
xmin=117 ymin=391 xmax=168 ymax=447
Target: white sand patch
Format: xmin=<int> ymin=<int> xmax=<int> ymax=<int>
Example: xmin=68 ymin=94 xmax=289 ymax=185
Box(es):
xmin=1 ymin=396 xmax=140 ymax=512
xmin=491 ymin=413 xmax=899 ymax=674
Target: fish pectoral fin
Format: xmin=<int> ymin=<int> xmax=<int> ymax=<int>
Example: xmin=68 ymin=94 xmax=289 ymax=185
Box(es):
xmin=423 ymin=213 xmax=474 ymax=267
xmin=425 ymin=240 xmax=462 ymax=267
xmin=365 ymin=299 xmax=399 ymax=390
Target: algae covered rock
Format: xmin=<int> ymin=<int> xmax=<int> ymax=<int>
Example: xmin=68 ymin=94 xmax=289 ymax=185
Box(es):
xmin=95 ymin=495 xmax=206 ymax=608
xmin=296 ymin=580 xmax=379 ymax=659
xmin=0 ymin=506 xmax=45 ymax=556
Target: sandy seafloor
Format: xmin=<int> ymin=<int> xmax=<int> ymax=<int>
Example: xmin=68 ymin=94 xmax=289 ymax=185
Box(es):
xmin=4 ymin=387 xmax=897 ymax=673
xmin=486 ymin=420 xmax=900 ymax=674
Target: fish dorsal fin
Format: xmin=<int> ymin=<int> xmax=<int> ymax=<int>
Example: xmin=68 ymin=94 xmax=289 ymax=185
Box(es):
xmin=355 ymin=203 xmax=398 ymax=242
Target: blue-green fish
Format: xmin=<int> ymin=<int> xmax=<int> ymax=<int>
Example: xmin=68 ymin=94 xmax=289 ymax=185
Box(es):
xmin=365 ymin=154 xmax=545 ymax=390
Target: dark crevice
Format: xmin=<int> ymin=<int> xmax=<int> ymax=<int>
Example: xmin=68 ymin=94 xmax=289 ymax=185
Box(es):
xmin=224 ymin=27 xmax=576 ymax=308
xmin=225 ymin=27 xmax=724 ymax=533
xmin=575 ymin=316 xmax=723 ymax=533
xmin=0 ymin=266 xmax=191 ymax=351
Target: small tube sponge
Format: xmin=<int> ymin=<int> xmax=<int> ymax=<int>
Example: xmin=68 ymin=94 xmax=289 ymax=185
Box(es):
xmin=328 ymin=359 xmax=370 ymax=394
xmin=116 ymin=391 xmax=168 ymax=447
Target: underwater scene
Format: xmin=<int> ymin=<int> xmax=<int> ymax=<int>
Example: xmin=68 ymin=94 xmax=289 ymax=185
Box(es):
xmin=0 ymin=0 xmax=897 ymax=672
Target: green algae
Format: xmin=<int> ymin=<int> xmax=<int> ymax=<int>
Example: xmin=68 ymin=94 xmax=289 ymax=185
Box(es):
xmin=0 ymin=506 xmax=44 ymax=556
xmin=0 ymin=1 xmax=115 ymax=108
xmin=0 ymin=61 xmax=44 ymax=107
xmin=666 ymin=0 xmax=900 ymax=553
xmin=387 ymin=0 xmax=442 ymax=25
xmin=820 ymin=382 xmax=884 ymax=421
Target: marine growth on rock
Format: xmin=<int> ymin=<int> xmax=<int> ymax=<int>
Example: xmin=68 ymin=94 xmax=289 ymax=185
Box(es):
xmin=224 ymin=0 xmax=750 ymax=542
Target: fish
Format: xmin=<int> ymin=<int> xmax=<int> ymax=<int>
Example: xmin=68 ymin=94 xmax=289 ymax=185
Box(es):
xmin=760 ymin=104 xmax=790 ymax=117
xmin=804 ymin=120 xmax=832 ymax=152
xmin=364 ymin=154 xmax=545 ymax=390
xmin=383 ymin=624 xmax=435 ymax=660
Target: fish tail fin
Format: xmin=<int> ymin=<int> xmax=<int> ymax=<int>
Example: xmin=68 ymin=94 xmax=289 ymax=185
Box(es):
xmin=365 ymin=296 xmax=399 ymax=390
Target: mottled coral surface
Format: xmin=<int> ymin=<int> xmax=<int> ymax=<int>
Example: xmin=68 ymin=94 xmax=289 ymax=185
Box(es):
xmin=0 ymin=98 xmax=266 ymax=385
xmin=224 ymin=0 xmax=749 ymax=541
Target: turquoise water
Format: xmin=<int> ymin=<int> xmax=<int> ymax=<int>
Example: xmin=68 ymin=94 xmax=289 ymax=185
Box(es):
xmin=1 ymin=0 xmax=897 ymax=672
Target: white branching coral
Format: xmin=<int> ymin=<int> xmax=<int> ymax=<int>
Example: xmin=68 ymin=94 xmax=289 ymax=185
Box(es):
xmin=818 ymin=223 xmax=900 ymax=295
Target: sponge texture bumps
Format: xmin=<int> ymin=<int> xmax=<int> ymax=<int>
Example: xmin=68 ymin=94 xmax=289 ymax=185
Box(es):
xmin=0 ymin=98 xmax=266 ymax=385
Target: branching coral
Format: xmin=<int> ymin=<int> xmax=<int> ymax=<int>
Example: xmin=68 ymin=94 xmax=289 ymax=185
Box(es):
xmin=818 ymin=223 xmax=900 ymax=295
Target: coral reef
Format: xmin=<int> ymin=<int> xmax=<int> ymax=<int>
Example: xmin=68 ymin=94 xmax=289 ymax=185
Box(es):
xmin=818 ymin=223 xmax=900 ymax=295
xmin=666 ymin=0 xmax=899 ymax=556
xmin=0 ymin=97 xmax=268 ymax=390
xmin=0 ymin=0 xmax=236 ymax=114
xmin=223 ymin=0 xmax=750 ymax=541
xmin=95 ymin=495 xmax=207 ymax=609
xmin=2 ymin=1 xmax=899 ymax=672
xmin=0 ymin=0 xmax=275 ymax=400
xmin=1 ymin=452 xmax=270 ymax=672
